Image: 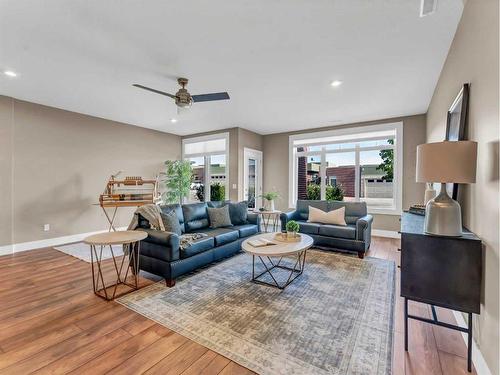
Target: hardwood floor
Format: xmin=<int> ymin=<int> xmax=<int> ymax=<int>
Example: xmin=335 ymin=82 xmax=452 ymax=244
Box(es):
xmin=0 ymin=237 xmax=475 ymax=374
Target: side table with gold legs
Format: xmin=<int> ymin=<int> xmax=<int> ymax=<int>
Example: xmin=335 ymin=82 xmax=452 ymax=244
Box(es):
xmin=253 ymin=210 xmax=282 ymax=232
xmin=84 ymin=230 xmax=147 ymax=301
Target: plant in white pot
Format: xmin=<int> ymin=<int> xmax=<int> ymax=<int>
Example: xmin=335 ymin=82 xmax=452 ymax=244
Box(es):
xmin=285 ymin=220 xmax=300 ymax=239
xmin=260 ymin=191 xmax=279 ymax=211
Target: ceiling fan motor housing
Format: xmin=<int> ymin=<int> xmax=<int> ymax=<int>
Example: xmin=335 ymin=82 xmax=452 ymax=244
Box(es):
xmin=175 ymin=88 xmax=192 ymax=108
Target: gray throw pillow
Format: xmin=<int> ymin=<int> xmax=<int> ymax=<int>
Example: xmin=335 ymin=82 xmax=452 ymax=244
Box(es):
xmin=160 ymin=210 xmax=182 ymax=236
xmin=228 ymin=201 xmax=248 ymax=225
xmin=207 ymin=205 xmax=233 ymax=228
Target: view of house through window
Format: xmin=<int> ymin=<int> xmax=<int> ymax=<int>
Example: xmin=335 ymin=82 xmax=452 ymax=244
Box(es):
xmin=290 ymin=124 xmax=402 ymax=213
xmin=183 ymin=134 xmax=229 ymax=202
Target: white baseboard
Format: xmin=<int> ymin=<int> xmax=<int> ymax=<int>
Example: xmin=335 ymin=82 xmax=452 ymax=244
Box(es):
xmin=452 ymin=311 xmax=492 ymax=375
xmin=0 ymin=227 xmax=127 ymax=256
xmin=0 ymin=245 xmax=14 ymax=256
xmin=372 ymin=229 xmax=401 ymax=239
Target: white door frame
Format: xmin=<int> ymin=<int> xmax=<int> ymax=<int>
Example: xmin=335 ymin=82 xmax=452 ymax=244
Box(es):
xmin=243 ymin=148 xmax=263 ymax=209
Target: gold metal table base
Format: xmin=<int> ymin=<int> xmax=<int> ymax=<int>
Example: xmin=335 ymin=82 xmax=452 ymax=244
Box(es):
xmin=90 ymin=241 xmax=140 ymax=301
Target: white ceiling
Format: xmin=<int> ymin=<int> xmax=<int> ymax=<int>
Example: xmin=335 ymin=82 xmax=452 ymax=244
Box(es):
xmin=0 ymin=0 xmax=463 ymax=136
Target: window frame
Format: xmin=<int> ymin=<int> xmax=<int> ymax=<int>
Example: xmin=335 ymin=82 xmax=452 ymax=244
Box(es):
xmin=182 ymin=132 xmax=230 ymax=202
xmin=288 ymin=122 xmax=403 ymax=215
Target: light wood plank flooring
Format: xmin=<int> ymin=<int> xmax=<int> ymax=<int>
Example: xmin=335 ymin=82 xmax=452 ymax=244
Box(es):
xmin=0 ymin=237 xmax=476 ymax=374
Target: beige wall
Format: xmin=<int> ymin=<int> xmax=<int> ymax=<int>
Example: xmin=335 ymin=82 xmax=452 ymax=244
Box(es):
xmin=0 ymin=98 xmax=13 ymax=246
xmin=263 ymin=114 xmax=427 ymax=232
xmin=426 ymin=0 xmax=499 ymax=373
xmin=0 ymin=96 xmax=181 ymax=246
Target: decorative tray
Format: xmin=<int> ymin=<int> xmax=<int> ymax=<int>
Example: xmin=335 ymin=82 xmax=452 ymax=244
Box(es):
xmin=274 ymin=233 xmax=301 ymax=243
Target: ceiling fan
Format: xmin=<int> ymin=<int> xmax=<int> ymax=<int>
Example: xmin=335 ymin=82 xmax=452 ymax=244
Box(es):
xmin=133 ymin=78 xmax=230 ymax=110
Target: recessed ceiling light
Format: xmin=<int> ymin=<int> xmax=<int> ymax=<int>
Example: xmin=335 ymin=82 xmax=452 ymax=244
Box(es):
xmin=330 ymin=80 xmax=343 ymax=87
xmin=170 ymin=118 xmax=178 ymax=123
xmin=4 ymin=70 xmax=17 ymax=77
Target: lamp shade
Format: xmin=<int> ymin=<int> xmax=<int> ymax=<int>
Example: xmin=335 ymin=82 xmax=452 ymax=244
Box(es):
xmin=416 ymin=141 xmax=477 ymax=183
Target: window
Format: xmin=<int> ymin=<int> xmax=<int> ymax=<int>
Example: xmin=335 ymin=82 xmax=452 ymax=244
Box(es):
xmin=289 ymin=123 xmax=403 ymax=214
xmin=182 ymin=133 xmax=229 ymax=202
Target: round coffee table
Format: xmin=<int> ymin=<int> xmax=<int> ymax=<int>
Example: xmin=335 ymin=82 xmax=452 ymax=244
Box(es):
xmin=242 ymin=232 xmax=313 ymax=290
xmin=84 ymin=230 xmax=147 ymax=300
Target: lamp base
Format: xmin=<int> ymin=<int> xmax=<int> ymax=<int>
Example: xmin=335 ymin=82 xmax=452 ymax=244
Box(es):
xmin=424 ymin=183 xmax=462 ymax=237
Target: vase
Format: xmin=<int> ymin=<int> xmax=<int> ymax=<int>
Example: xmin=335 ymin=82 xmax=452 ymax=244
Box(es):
xmin=265 ymin=199 xmax=275 ymax=211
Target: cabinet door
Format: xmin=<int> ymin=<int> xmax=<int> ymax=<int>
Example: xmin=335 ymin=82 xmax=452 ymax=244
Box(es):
xmin=401 ymin=233 xmax=481 ymax=313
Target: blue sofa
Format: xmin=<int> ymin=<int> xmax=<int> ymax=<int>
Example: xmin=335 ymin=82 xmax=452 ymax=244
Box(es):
xmin=280 ymin=200 xmax=373 ymax=258
xmin=135 ymin=201 xmax=260 ymax=286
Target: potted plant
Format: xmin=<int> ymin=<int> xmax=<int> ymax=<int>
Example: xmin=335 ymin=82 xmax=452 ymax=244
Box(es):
xmin=161 ymin=160 xmax=193 ymax=204
xmin=260 ymin=191 xmax=279 ymax=211
xmin=285 ymin=220 xmax=300 ymax=239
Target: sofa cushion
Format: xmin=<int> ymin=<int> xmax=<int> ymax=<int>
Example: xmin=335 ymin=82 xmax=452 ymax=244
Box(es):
xmin=227 ymin=201 xmax=248 ymax=225
xmin=160 ymin=211 xmax=183 ymax=236
xmin=207 ymin=200 xmax=231 ymax=208
xmin=180 ymin=236 xmax=215 ymax=259
xmin=159 ymin=204 xmax=185 ymax=233
xmin=329 ymin=201 xmax=367 ymax=225
xmin=207 ymin=205 xmax=233 ymax=228
xmin=318 ymin=224 xmax=357 ymax=240
xmin=297 ymin=221 xmax=321 ymax=234
xmin=183 ymin=202 xmax=209 ymax=232
xmin=296 ymin=200 xmax=329 ymax=221
xmin=197 ymin=228 xmax=240 ymax=246
xmin=232 ymin=224 xmax=258 ymax=238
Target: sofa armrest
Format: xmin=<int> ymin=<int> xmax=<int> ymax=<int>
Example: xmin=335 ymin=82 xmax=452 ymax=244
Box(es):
xmin=137 ymin=228 xmax=180 ymax=261
xmin=280 ymin=210 xmax=299 ymax=231
xmin=247 ymin=212 xmax=261 ymax=228
xmin=356 ymin=214 xmax=373 ymax=246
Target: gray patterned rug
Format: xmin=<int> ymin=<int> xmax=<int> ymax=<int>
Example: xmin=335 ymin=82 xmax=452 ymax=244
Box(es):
xmin=117 ymin=250 xmax=395 ymax=375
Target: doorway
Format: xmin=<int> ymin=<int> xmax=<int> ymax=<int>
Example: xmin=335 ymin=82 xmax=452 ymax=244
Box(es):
xmin=243 ymin=148 xmax=263 ymax=209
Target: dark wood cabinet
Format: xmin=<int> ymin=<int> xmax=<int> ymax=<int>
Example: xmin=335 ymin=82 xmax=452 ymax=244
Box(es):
xmin=400 ymin=212 xmax=482 ymax=372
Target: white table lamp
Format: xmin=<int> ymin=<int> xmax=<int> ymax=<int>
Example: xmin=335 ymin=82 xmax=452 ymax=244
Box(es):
xmin=416 ymin=141 xmax=477 ymax=236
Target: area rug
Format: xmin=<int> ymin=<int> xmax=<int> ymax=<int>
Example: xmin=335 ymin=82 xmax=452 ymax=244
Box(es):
xmin=117 ymin=250 xmax=395 ymax=375
xmin=53 ymin=242 xmax=123 ymax=263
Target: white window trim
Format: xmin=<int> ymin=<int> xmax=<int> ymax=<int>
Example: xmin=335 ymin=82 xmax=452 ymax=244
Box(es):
xmin=182 ymin=132 xmax=230 ymax=201
xmin=288 ymin=122 xmax=403 ymax=215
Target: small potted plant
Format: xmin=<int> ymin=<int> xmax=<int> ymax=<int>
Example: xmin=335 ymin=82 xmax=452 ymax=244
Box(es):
xmin=285 ymin=220 xmax=300 ymax=239
xmin=260 ymin=191 xmax=279 ymax=211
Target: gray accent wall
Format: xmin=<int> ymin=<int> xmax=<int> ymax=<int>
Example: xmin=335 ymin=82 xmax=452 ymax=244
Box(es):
xmin=262 ymin=114 xmax=427 ymax=232
xmin=426 ymin=1 xmax=499 ymax=373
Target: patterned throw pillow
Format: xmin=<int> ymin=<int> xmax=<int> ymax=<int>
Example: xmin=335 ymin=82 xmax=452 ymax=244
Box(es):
xmin=228 ymin=201 xmax=248 ymax=225
xmin=207 ymin=205 xmax=233 ymax=229
xmin=160 ymin=210 xmax=183 ymax=236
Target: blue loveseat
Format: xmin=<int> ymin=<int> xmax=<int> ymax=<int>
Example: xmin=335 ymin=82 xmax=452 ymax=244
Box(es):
xmin=280 ymin=200 xmax=373 ymax=258
xmin=135 ymin=201 xmax=260 ymax=286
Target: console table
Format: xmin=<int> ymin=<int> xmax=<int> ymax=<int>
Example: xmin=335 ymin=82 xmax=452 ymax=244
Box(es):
xmin=400 ymin=212 xmax=482 ymax=372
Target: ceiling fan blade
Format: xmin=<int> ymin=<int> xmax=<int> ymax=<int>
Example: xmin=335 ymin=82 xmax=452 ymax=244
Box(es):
xmin=191 ymin=92 xmax=230 ymax=103
xmin=133 ymin=84 xmax=176 ymax=99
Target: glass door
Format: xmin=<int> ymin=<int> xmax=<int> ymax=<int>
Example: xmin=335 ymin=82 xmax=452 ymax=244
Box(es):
xmin=243 ymin=148 xmax=263 ymax=209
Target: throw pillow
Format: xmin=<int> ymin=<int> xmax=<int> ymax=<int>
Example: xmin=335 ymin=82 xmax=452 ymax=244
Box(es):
xmin=307 ymin=206 xmax=347 ymax=226
xmin=160 ymin=210 xmax=183 ymax=236
xmin=228 ymin=201 xmax=248 ymax=225
xmin=207 ymin=205 xmax=233 ymax=228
